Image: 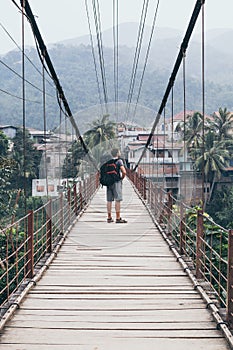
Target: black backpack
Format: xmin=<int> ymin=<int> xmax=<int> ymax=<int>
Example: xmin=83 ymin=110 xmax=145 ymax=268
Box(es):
xmin=100 ymin=159 xmax=120 ymax=186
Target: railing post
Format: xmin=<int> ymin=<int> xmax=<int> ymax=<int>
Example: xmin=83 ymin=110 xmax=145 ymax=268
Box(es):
xmin=46 ymin=199 xmax=52 ymax=254
xmin=67 ymin=187 xmax=71 ymax=224
xmin=167 ymin=191 xmax=173 ymax=234
xmin=196 ymin=209 xmax=204 ymax=279
xmin=179 ymin=203 xmax=185 ymax=255
xmin=96 ymin=172 xmax=100 ymax=189
xmin=227 ymin=229 xmax=233 ymax=329
xmin=27 ymin=210 xmax=34 ymax=278
xmin=143 ymin=177 xmax=147 ymax=200
xmin=80 ymin=181 xmax=83 ymax=210
xmin=60 ymin=192 xmax=64 ymax=234
xmin=73 ymin=183 xmax=78 ymax=216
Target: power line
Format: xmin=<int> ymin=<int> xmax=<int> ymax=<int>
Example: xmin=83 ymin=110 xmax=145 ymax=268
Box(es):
xmin=0 ymin=87 xmax=40 ymax=103
xmin=0 ymin=58 xmax=54 ymax=97
xmin=0 ymin=22 xmax=55 ymax=89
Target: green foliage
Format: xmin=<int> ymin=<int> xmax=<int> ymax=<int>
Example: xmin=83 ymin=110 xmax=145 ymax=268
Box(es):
xmin=206 ymin=186 xmax=233 ymax=229
xmin=0 ymin=227 xmax=26 ymax=304
xmin=62 ymin=138 xmax=87 ymax=179
xmin=1 ymin=46 xmax=233 ymax=131
xmin=63 ymin=115 xmax=117 ymax=178
xmin=9 ymin=128 xmax=42 ymax=196
xmin=0 ymin=157 xmax=17 ymax=225
xmin=0 ymin=131 xmax=9 ymax=157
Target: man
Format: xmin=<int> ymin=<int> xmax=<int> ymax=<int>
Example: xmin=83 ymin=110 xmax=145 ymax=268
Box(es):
xmin=106 ymin=148 xmax=127 ymax=223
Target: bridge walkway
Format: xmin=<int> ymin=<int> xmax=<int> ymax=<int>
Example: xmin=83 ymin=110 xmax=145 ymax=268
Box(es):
xmin=0 ymin=179 xmax=230 ymax=349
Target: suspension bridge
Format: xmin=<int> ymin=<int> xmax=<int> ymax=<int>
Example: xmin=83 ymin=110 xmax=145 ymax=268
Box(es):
xmin=1 ymin=0 xmax=233 ymax=349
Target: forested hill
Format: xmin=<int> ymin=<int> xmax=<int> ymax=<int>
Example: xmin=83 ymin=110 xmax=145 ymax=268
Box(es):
xmin=1 ymin=23 xmax=233 ymax=132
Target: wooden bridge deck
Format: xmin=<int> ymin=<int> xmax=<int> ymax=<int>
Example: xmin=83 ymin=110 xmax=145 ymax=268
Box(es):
xmin=0 ymin=179 xmax=230 ymax=349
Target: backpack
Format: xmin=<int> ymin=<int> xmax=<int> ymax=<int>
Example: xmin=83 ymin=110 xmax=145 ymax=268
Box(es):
xmin=100 ymin=159 xmax=120 ymax=186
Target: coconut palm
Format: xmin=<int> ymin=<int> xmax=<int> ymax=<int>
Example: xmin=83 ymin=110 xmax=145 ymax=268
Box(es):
xmin=195 ymin=132 xmax=230 ymax=205
xmin=175 ymin=111 xmax=205 ymax=162
xmin=84 ymin=114 xmax=117 ymax=148
xmin=208 ymin=107 xmax=233 ymax=142
xmin=176 ymin=111 xmax=204 ymax=150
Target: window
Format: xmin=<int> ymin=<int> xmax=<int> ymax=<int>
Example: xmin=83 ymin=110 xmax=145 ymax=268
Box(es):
xmin=48 ymin=185 xmax=55 ymax=192
xmin=36 ymin=185 xmax=44 ymax=192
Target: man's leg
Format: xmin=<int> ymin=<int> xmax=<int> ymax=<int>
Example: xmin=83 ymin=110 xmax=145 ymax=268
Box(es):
xmin=115 ymin=200 xmax=121 ymax=220
xmin=107 ymin=201 xmax=112 ymax=219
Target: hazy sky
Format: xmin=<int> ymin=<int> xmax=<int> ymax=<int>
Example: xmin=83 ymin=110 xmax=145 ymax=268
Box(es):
xmin=0 ymin=0 xmax=232 ymax=54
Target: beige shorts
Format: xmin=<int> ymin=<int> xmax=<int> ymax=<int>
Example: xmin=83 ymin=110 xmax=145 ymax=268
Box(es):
xmin=106 ymin=181 xmax=122 ymax=201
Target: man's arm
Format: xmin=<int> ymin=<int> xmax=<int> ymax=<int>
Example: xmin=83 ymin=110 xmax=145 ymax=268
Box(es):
xmin=120 ymin=165 xmax=126 ymax=180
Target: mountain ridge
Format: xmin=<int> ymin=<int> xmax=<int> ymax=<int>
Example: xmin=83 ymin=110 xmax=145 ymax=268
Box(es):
xmin=0 ymin=23 xmax=233 ymax=131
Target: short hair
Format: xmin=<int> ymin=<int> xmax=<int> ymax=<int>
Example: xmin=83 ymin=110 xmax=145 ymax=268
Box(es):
xmin=111 ymin=148 xmax=119 ymax=157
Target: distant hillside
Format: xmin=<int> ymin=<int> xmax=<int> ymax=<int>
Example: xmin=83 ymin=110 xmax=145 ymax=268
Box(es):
xmin=1 ymin=23 xmax=233 ymax=132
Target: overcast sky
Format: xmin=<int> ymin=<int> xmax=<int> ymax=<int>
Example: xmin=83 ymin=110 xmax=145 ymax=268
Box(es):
xmin=0 ymin=0 xmax=232 ymax=54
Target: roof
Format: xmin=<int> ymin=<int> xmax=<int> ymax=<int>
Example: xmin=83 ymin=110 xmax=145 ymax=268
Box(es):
xmin=0 ymin=125 xmax=18 ymax=130
xmin=167 ymin=110 xmax=212 ymax=122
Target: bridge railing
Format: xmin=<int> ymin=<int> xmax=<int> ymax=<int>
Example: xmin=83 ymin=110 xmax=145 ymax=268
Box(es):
xmin=0 ymin=173 xmax=99 ymax=311
xmin=127 ymin=170 xmax=233 ymax=328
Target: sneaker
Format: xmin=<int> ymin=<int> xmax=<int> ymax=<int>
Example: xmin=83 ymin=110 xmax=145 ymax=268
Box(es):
xmin=107 ymin=218 xmax=114 ymax=223
xmin=116 ymin=218 xmax=127 ymax=223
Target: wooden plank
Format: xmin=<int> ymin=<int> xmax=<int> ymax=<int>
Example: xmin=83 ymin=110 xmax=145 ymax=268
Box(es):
xmin=0 ymin=179 xmax=230 ymax=350
xmin=0 ymin=338 xmax=229 ymax=350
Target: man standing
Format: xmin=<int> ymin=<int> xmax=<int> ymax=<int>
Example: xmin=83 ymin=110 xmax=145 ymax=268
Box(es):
xmin=106 ymin=148 xmax=127 ymax=223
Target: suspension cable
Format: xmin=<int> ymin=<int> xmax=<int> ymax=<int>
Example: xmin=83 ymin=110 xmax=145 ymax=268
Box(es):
xmin=131 ymin=0 xmax=160 ymax=122
xmin=91 ymin=0 xmax=108 ymax=112
xmin=21 ymin=0 xmax=27 ymax=214
xmin=182 ymin=49 xmax=187 ymax=201
xmin=85 ymin=0 xmax=104 ymax=116
xmin=0 ymin=58 xmax=54 ymax=97
xmin=0 ymin=87 xmax=40 ymax=103
xmin=171 ymin=86 xmax=174 ymax=187
xmin=113 ymin=0 xmax=119 ymax=121
xmin=201 ymin=1 xmax=205 ymax=209
xmin=133 ymin=0 xmax=205 ymax=171
xmin=21 ymin=0 xmax=98 ymax=171
xmin=42 ymin=58 xmax=49 ymax=197
xmin=0 ymin=22 xmax=55 ymax=89
xmin=125 ymin=0 xmax=149 ymax=119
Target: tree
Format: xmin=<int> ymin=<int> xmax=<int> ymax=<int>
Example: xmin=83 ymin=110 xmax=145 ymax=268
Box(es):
xmin=0 ymin=132 xmax=16 ymax=224
xmin=194 ymin=132 xmax=230 ymax=205
xmin=207 ymin=186 xmax=233 ymax=229
xmin=0 ymin=157 xmax=16 ymax=225
xmin=175 ymin=111 xmax=205 ymax=162
xmin=0 ymin=131 xmax=9 ymax=157
xmin=63 ymin=115 xmax=117 ymax=178
xmin=62 ymin=138 xmax=87 ymax=179
xmin=84 ymin=114 xmax=117 ymax=148
xmin=208 ymin=107 xmax=233 ymax=142
xmin=10 ymin=128 xmax=42 ymax=195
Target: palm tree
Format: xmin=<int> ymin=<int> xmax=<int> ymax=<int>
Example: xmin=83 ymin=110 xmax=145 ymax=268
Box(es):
xmin=84 ymin=114 xmax=117 ymax=148
xmin=195 ymin=132 xmax=230 ymax=206
xmin=208 ymin=107 xmax=233 ymax=142
xmin=176 ymin=111 xmax=204 ymax=149
xmin=175 ymin=111 xmax=205 ymax=163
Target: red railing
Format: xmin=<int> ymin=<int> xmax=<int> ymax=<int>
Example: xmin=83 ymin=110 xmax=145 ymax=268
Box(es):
xmin=0 ymin=173 xmax=99 ymax=313
xmin=128 ymin=170 xmax=233 ymax=329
